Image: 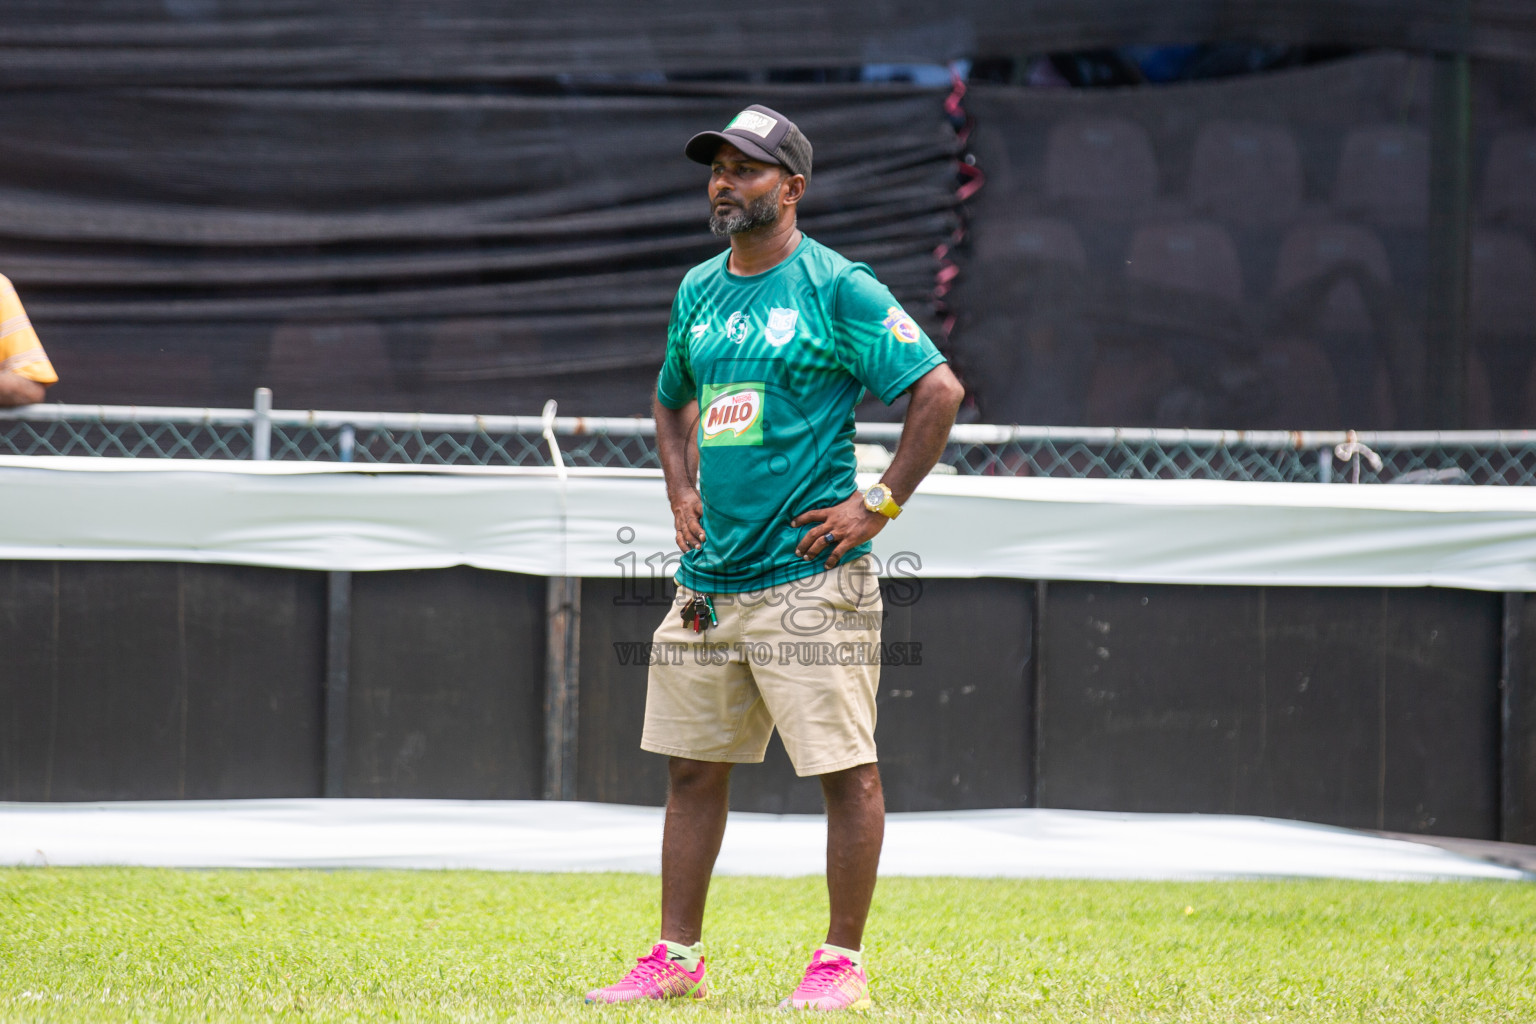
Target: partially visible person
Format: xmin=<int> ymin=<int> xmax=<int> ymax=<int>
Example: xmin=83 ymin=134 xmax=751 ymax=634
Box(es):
xmin=0 ymin=274 xmax=57 ymax=406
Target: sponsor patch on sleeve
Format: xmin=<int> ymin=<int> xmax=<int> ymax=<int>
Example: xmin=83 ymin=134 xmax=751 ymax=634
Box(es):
xmin=881 ymin=306 xmax=922 ymax=344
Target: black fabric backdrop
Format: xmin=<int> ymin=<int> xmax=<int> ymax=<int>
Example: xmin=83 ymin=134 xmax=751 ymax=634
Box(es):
xmin=2 ymin=86 xmax=960 ymax=413
xmin=5 ymin=1 xmax=1536 ymax=87
xmin=5 ymin=13 xmax=1536 ymax=423
xmin=951 ymin=52 xmax=1536 ymax=428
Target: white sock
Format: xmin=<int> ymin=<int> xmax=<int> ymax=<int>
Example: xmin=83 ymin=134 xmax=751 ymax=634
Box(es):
xmin=819 ymin=942 xmax=863 ymax=967
xmin=661 ymin=939 xmax=704 ymax=972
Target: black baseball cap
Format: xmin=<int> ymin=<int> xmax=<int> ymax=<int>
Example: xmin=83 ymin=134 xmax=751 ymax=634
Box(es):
xmin=685 ymin=104 xmax=813 ymax=183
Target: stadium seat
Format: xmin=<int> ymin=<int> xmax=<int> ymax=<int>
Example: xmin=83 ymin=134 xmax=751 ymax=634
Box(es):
xmin=960 ymin=215 xmax=1093 ymax=425
xmin=1084 ymin=341 xmax=1178 ymax=426
xmin=1272 ymin=222 xmax=1399 ymax=427
xmin=1480 ymin=129 xmax=1536 ymax=226
xmin=1471 ymin=230 xmax=1536 ymax=425
xmin=995 ymin=216 xmax=1088 ymax=269
xmin=1517 ymin=361 xmax=1536 ymax=426
xmin=1125 ymin=221 xmax=1244 ymax=303
xmin=1273 ymin=222 xmax=1392 ymax=333
xmin=1331 ymin=125 xmax=1430 ymax=227
xmin=1188 ymin=121 xmax=1303 ymax=225
xmin=1257 ymin=338 xmax=1341 ymax=427
xmin=1465 ymin=348 xmax=1495 ymax=428
xmin=1471 ymin=229 xmax=1536 ymax=337
xmin=1044 ymin=116 xmax=1159 ymax=213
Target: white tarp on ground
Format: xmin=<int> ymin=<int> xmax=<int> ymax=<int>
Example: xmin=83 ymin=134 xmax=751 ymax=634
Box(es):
xmin=1 ymin=800 xmax=1527 ymax=882
xmin=7 ymin=456 xmax=1536 ymax=589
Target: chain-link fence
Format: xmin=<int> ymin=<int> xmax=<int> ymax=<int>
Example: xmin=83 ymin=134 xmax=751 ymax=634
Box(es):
xmin=0 ymin=396 xmax=664 ymax=470
xmin=5 ymin=392 xmax=1536 ymax=483
xmin=906 ymin=425 xmax=1536 ymax=485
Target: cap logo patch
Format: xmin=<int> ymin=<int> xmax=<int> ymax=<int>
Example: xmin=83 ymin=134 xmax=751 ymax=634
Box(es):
xmin=764 ymin=307 xmax=798 ymax=347
xmin=882 ymin=306 xmax=922 ymax=343
xmin=727 ymin=110 xmax=778 ymax=139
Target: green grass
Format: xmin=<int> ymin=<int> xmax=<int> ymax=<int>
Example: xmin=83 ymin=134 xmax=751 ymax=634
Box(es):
xmin=1 ymin=869 xmax=1533 ymax=1022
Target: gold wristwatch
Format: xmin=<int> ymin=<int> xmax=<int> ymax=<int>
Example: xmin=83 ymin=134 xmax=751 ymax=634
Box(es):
xmin=862 ymin=482 xmax=902 ymax=519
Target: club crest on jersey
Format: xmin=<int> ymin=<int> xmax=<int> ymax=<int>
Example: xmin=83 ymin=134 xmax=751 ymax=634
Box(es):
xmin=725 ymin=311 xmax=750 ymax=344
xmin=699 ymin=382 xmax=764 ymax=447
xmin=764 ymin=307 xmax=799 ymax=347
xmin=882 ymin=306 xmax=922 ymax=344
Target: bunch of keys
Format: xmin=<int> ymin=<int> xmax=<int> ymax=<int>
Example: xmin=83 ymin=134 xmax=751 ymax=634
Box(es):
xmin=680 ymin=593 xmax=717 ymax=633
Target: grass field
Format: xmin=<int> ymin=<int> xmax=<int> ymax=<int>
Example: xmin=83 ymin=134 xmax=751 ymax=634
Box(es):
xmin=1 ymin=868 xmax=1533 ymax=1023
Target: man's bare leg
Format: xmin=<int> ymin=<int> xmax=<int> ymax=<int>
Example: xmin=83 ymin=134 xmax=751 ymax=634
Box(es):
xmin=660 ymin=757 xmax=734 ymax=945
xmin=820 ymin=762 xmax=885 ymax=949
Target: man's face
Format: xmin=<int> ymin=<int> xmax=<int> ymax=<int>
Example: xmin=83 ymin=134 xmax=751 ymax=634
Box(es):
xmin=707 ymin=143 xmax=787 ymax=237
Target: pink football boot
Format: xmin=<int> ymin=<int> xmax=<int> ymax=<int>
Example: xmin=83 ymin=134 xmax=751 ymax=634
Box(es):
xmin=584 ymin=943 xmax=708 ymax=1004
xmin=779 ymin=948 xmax=871 ymax=1011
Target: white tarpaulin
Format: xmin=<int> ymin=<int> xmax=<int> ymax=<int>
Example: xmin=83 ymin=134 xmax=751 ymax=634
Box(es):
xmin=7 ymin=455 xmax=1536 ymax=589
xmin=0 ymin=800 xmax=1526 ymax=882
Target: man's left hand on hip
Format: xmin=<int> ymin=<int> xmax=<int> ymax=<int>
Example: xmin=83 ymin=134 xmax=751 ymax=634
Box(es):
xmin=791 ymin=494 xmax=886 ymax=569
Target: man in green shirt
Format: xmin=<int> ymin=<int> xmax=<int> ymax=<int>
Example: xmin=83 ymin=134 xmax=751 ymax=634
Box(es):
xmin=587 ymin=104 xmax=963 ymax=1011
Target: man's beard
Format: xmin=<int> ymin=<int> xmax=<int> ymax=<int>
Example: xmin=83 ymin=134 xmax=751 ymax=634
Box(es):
xmin=708 ymin=183 xmax=783 ymax=237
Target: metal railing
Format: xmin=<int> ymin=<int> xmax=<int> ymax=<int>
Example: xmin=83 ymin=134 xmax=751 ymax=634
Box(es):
xmin=5 ymin=389 xmax=1536 ymax=483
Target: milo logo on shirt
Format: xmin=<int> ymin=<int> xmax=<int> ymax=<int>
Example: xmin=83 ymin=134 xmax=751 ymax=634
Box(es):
xmin=700 ymin=382 xmax=764 ymax=447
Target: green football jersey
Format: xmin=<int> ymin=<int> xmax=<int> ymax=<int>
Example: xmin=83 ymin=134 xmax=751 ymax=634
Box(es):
xmin=656 ymin=235 xmax=945 ymax=594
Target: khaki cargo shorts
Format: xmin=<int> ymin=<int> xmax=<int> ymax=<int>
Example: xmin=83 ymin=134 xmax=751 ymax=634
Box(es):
xmin=640 ymin=556 xmax=884 ymax=777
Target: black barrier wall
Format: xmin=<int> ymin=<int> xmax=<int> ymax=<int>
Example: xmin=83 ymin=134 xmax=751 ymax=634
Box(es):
xmin=0 ymin=561 xmax=1525 ymax=842
xmin=576 ymin=577 xmax=1034 ymax=814
xmin=0 ymin=562 xmax=326 ymax=801
xmin=1036 ymin=582 xmax=1502 ymax=837
xmin=344 ymin=568 xmax=547 ymax=799
xmin=7 ymin=2 xmax=1536 ymax=86
xmin=0 ymin=87 xmax=959 ymax=416
xmin=0 ymin=563 xmax=545 ymax=802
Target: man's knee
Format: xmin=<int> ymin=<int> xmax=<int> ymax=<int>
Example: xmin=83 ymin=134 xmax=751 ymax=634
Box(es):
xmin=819 ymin=762 xmax=882 ymax=805
xmin=667 ymin=757 xmax=733 ymax=796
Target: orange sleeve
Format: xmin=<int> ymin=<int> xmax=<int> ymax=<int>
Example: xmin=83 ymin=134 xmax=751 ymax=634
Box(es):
xmin=0 ymin=275 xmax=58 ymax=385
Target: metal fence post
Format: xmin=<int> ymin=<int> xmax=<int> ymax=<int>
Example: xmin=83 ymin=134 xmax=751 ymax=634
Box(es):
xmin=324 ymin=570 xmax=352 ymax=797
xmin=1502 ymin=592 xmax=1536 ymax=844
xmin=252 ymin=387 xmax=272 ymax=461
xmin=1030 ymin=579 xmax=1047 ymax=808
xmin=544 ymin=576 xmax=581 ymax=800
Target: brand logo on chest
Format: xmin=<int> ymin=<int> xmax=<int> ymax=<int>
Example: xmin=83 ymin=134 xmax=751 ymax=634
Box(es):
xmin=699 ymin=382 xmax=765 ymax=447
xmin=703 ymin=390 xmax=760 ymax=437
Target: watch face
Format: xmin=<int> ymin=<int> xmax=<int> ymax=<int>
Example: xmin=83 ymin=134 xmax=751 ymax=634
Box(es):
xmin=865 ymin=484 xmax=887 ymax=510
